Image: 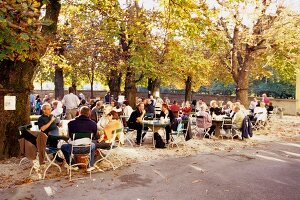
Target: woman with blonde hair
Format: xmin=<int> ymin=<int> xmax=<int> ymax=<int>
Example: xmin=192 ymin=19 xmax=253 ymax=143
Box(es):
xmin=96 ymin=111 xmax=123 ymax=149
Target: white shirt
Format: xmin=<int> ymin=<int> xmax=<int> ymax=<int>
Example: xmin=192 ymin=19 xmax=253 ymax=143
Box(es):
xmin=62 ymin=93 xmax=80 ymax=109
xmin=123 ymin=105 xmax=133 ymax=119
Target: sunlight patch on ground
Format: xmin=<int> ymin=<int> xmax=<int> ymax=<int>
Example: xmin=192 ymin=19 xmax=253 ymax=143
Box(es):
xmin=189 ymin=165 xmax=204 ymax=173
xmin=281 ymin=150 xmax=300 ymax=157
xmin=277 ymin=142 xmax=300 ymax=148
xmin=256 ymin=155 xmax=287 ymax=163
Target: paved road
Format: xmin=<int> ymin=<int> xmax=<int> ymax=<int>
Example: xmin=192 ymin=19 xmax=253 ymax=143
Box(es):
xmin=1 ymin=140 xmax=300 ymax=200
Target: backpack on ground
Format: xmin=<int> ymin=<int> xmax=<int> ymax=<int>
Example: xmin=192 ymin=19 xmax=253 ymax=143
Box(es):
xmin=154 ymin=132 xmax=166 ymax=149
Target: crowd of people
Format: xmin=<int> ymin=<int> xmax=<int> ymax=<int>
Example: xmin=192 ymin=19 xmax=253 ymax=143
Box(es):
xmin=29 ymin=88 xmax=274 ymax=171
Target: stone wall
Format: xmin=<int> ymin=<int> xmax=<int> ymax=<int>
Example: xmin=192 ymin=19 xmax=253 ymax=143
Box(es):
xmin=33 ymin=90 xmax=297 ymax=115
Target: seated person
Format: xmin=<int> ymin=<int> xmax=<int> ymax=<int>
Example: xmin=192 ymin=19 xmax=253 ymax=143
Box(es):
xmin=51 ymin=100 xmax=63 ymax=118
xmin=123 ymin=100 xmax=133 ymax=125
xmin=97 ymin=106 xmax=112 ymax=131
xmin=91 ymin=101 xmax=104 ymax=122
xmin=182 ymin=101 xmax=192 ymax=119
xmin=96 ymin=111 xmax=123 ymax=149
xmin=267 ymin=102 xmax=274 ymax=115
xmin=232 ymin=105 xmax=245 ymax=130
xmin=169 ymin=100 xmax=180 ymax=118
xmin=209 ymin=100 xmax=222 ymax=116
xmin=159 ymin=103 xmax=176 ymax=144
xmin=38 ymin=103 xmax=64 ymax=148
xmin=128 ymin=102 xmax=146 ymax=145
xmin=61 ymin=106 xmax=97 ymax=171
xmin=196 ymin=106 xmax=216 ymax=137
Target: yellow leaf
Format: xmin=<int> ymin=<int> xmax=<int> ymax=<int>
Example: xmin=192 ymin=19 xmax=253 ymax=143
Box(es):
xmin=27 ymin=18 xmax=32 ymax=25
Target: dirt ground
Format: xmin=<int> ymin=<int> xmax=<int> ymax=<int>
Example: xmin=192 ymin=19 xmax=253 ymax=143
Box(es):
xmin=0 ymin=115 xmax=299 ymax=189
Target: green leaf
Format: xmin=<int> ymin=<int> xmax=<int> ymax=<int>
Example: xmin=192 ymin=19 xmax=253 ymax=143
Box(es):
xmin=20 ymin=33 xmax=30 ymax=40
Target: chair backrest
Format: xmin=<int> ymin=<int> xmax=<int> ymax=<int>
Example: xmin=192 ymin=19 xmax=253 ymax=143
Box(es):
xmin=222 ymin=117 xmax=232 ymax=129
xmin=195 ymin=116 xmax=205 ymax=128
xmin=72 ymin=132 xmax=93 ymax=140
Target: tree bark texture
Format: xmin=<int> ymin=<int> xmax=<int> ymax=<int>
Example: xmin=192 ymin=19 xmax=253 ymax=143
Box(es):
xmin=147 ymin=78 xmax=160 ymax=98
xmin=0 ymin=60 xmax=36 ymax=158
xmin=185 ymin=76 xmax=192 ymax=102
xmin=124 ymin=66 xmax=137 ymax=108
xmin=0 ymin=0 xmax=61 ymax=158
xmin=108 ymin=70 xmax=122 ymax=98
xmin=54 ymin=66 xmax=64 ymax=100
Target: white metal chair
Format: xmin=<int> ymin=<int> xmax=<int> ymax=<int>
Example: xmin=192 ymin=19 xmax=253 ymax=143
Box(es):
xmin=252 ymin=112 xmax=268 ymax=130
xmin=194 ymin=115 xmax=211 ymax=139
xmin=94 ymin=128 xmax=123 ymax=170
xmin=168 ymin=119 xmax=189 ymax=149
xmin=69 ymin=132 xmax=93 ymax=181
xmin=219 ymin=117 xmax=234 ymax=140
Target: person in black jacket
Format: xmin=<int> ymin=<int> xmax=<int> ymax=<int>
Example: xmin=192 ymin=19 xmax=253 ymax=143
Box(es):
xmin=159 ymin=103 xmax=176 ymax=144
xmin=128 ymin=103 xmax=146 ymax=145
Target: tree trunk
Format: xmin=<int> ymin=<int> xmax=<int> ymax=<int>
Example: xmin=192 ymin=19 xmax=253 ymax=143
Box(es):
xmin=185 ymin=76 xmax=192 ymax=102
xmin=236 ymin=70 xmax=249 ymax=106
xmin=54 ymin=65 xmax=64 ymax=100
xmin=0 ymin=60 xmax=36 ymax=159
xmin=0 ymin=0 xmax=61 ymax=159
xmin=147 ymin=78 xmax=160 ymax=98
xmin=124 ymin=66 xmax=137 ymax=108
xmin=90 ymin=77 xmax=94 ymax=99
xmin=108 ymin=70 xmax=122 ymax=98
xmin=40 ymin=80 xmax=43 ymax=90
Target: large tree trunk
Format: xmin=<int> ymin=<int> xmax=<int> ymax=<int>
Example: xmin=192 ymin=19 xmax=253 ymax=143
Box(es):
xmin=54 ymin=65 xmax=64 ymax=100
xmin=124 ymin=66 xmax=137 ymax=108
xmin=0 ymin=0 xmax=61 ymax=159
xmin=185 ymin=76 xmax=192 ymax=102
xmin=108 ymin=70 xmax=122 ymax=98
xmin=0 ymin=60 xmax=36 ymax=159
xmin=147 ymin=78 xmax=160 ymax=98
xmin=235 ymin=66 xmax=249 ymax=106
xmin=90 ymin=77 xmax=94 ymax=99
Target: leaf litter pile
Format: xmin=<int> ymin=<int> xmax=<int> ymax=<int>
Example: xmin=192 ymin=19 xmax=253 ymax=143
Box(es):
xmin=0 ymin=115 xmax=299 ymax=189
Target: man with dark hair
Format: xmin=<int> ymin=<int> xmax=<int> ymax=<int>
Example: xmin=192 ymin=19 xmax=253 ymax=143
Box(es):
xmin=62 ymin=87 xmax=80 ymax=119
xmin=128 ymin=103 xmax=146 ymax=145
xmin=61 ymin=106 xmax=98 ymax=171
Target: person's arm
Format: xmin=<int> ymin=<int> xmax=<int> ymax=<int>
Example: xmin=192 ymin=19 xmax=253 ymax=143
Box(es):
xmin=40 ymin=116 xmax=56 ymax=132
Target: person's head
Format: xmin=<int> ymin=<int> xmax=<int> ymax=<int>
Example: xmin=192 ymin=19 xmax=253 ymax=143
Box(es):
xmin=107 ymin=110 xmax=119 ymax=120
xmin=111 ymin=100 xmax=117 ymax=107
xmin=52 ymin=100 xmax=58 ymax=108
xmin=161 ymin=103 xmax=169 ymax=112
xmin=79 ymin=106 xmax=91 ymax=117
xmin=68 ymin=87 xmax=75 ymax=94
xmin=198 ymin=99 xmax=203 ymax=103
xmin=142 ymin=98 xmax=147 ymax=104
xmin=233 ymin=105 xmax=240 ymax=113
xmin=96 ymin=101 xmax=103 ymax=108
xmin=199 ymin=105 xmax=206 ymax=111
xmin=137 ymin=102 xmax=145 ymax=112
xmin=253 ymin=97 xmax=257 ymax=102
xmin=262 ymin=93 xmax=267 ymax=98
xmin=81 ymin=99 xmax=86 ymax=105
xmin=269 ymin=102 xmax=273 ymax=106
xmin=41 ymin=103 xmax=52 ymax=116
xmin=124 ymin=100 xmax=129 ymax=106
xmin=185 ymin=101 xmax=190 ymax=107
xmin=173 ymin=100 xmax=178 ymax=105
xmin=210 ymin=100 xmax=217 ymax=108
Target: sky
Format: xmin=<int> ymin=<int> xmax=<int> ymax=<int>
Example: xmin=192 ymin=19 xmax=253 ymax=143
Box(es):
xmin=119 ymin=0 xmax=300 ymax=12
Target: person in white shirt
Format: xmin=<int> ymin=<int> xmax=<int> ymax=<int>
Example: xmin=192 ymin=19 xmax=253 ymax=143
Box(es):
xmin=62 ymin=87 xmax=80 ymax=120
xmin=51 ymin=100 xmax=63 ymax=117
xmin=123 ymin=100 xmax=133 ymax=125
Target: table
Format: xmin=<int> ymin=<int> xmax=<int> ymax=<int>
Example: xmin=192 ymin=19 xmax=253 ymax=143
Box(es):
xmin=142 ymin=120 xmax=170 ymax=146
